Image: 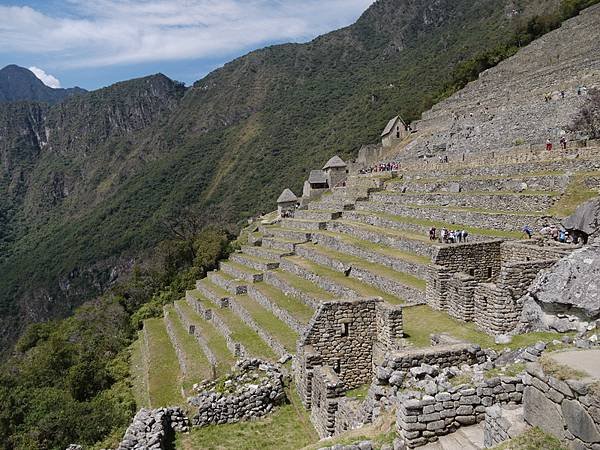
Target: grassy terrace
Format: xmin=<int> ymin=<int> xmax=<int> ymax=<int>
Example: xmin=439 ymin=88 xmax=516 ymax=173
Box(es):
xmin=165 ymin=304 xmax=213 ymax=389
xmin=191 ymin=291 xmax=277 ymax=361
xmin=349 ymin=210 xmax=522 ymax=240
xmin=129 ymin=332 xmax=150 ymax=409
xmin=176 ymin=386 xmax=318 ymax=450
xmin=390 ymin=170 xmax=567 ymax=184
xmin=176 ymin=299 xmax=234 ymax=375
xmin=236 ymin=252 xmax=279 ymax=265
xmin=320 ymin=231 xmax=431 ymax=266
xmin=403 ymin=305 xmax=567 ymax=350
xmin=271 ymin=268 xmax=336 ymax=301
xmin=236 ymin=295 xmax=299 ymax=353
xmin=222 ymin=260 xmax=262 ymax=276
xmin=400 ymin=203 xmax=548 ymax=217
xmin=197 ymin=278 xmax=231 ymax=300
xmin=334 ymin=220 xmax=432 ymax=243
xmin=297 ymin=243 xmax=426 ymax=291
xmin=254 ymin=281 xmax=316 ymax=324
xmin=378 ymin=189 xmax=560 ymax=197
xmin=143 ymin=318 xmax=182 ymax=407
xmin=284 ymin=255 xmax=405 ymax=305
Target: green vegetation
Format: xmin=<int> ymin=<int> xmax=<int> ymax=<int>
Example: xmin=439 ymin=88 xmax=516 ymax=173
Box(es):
xmin=0 ymin=228 xmax=231 ymax=449
xmin=144 ymin=318 xmax=182 ymax=407
xmin=485 ymin=363 xmax=527 ymax=379
xmin=235 ymin=295 xmax=299 ymax=353
xmin=402 ymin=305 xmax=566 ymax=350
xmin=176 ymin=386 xmax=318 ymax=450
xmin=494 ymin=427 xmax=567 ymax=450
xmin=345 ymin=384 xmax=370 ymax=400
xmin=549 ymin=174 xmax=600 ymax=217
xmin=272 ymin=269 xmax=335 ymax=301
xmin=254 ymin=282 xmax=315 ymax=324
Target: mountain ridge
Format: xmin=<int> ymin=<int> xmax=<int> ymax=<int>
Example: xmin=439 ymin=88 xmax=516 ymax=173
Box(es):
xmin=0 ymin=64 xmax=86 ymax=104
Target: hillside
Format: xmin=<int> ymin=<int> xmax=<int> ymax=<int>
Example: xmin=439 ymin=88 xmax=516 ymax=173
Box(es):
xmin=0 ymin=65 xmax=86 ymax=103
xmin=0 ymin=0 xmax=562 ymax=352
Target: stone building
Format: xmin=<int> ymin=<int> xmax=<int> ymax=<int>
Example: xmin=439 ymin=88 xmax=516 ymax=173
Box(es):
xmin=303 ymin=170 xmax=329 ymax=200
xmin=277 ymin=188 xmax=298 ymax=218
xmin=294 ymin=298 xmax=403 ymax=437
xmin=426 ymin=240 xmax=573 ymax=335
xmin=323 ymin=156 xmax=348 ymax=189
xmin=381 ymin=116 xmax=410 ymax=148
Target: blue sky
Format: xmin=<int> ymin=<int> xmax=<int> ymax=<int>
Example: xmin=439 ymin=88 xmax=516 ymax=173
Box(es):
xmin=0 ymin=0 xmax=374 ymax=90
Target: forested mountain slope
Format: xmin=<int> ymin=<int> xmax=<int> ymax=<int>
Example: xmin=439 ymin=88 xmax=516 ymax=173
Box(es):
xmin=0 ymin=0 xmax=561 ymax=352
xmin=0 ymin=65 xmax=85 ymax=103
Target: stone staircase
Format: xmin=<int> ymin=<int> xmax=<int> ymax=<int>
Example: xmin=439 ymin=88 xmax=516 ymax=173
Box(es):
xmin=420 ymin=424 xmax=485 ymax=450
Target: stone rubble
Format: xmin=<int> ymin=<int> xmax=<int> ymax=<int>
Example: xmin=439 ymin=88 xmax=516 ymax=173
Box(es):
xmin=116 ymin=407 xmax=189 ymax=450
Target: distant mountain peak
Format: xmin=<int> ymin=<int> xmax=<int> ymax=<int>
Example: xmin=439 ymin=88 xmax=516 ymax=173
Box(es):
xmin=0 ymin=64 xmax=86 ymax=104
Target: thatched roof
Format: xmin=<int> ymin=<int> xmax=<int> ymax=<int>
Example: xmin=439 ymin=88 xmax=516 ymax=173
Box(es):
xmin=277 ymin=188 xmax=298 ymax=203
xmin=323 ymin=155 xmax=347 ymax=170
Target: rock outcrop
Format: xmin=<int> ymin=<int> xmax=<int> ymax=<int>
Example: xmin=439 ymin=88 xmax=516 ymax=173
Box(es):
xmin=562 ymin=196 xmax=600 ymax=241
xmin=517 ymin=244 xmax=600 ymax=332
xmin=116 ymin=407 xmax=189 ymax=450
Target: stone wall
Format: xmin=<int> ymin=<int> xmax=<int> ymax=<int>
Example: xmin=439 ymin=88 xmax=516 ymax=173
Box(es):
xmin=246 ymin=285 xmax=306 ymax=334
xmin=310 ymin=365 xmax=346 ymax=437
xmin=500 ymin=241 xmax=571 ymax=264
xmin=397 ymin=376 xmax=524 ymax=448
xmin=483 ymin=404 xmax=528 ymax=448
xmin=116 ymin=407 xmax=189 ymax=450
xmin=446 ymin=273 xmax=477 ymax=322
xmin=523 ymin=362 xmax=600 ymax=450
xmin=376 ymin=303 xmax=404 ymax=352
xmin=174 ymin=301 xmax=218 ymax=375
xmin=190 ymin=359 xmax=286 ymax=427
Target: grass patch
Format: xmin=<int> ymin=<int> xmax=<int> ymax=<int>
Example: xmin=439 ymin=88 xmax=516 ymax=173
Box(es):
xmin=254 ymin=282 xmax=315 ymax=324
xmin=129 ymin=332 xmax=150 ymax=409
xmin=176 ymin=300 xmax=234 ymax=375
xmin=485 ymin=363 xmax=526 ymax=379
xmin=345 ymin=384 xmax=370 ymax=400
xmin=350 ymin=210 xmax=522 ymax=240
xmin=539 ymin=354 xmax=587 ymax=381
xmin=222 ymin=260 xmax=261 ymax=275
xmin=402 ymin=306 xmax=566 ymax=350
xmin=236 ymin=295 xmax=299 ymax=353
xmin=198 ymin=278 xmax=231 ymax=299
xmin=273 ymin=269 xmax=335 ymax=300
xmin=176 ymin=386 xmax=318 ymax=450
xmin=449 ymin=373 xmax=473 ymax=387
xmin=337 ymin=220 xmax=431 ymax=243
xmin=301 ymin=243 xmax=426 ymax=291
xmin=144 ymin=318 xmax=183 ymax=407
xmin=494 ymin=427 xmax=567 ymax=449
xmin=165 ymin=304 xmax=214 ymax=389
xmin=285 ymin=255 xmax=405 ymax=305
xmin=548 ymin=175 xmax=599 ymax=218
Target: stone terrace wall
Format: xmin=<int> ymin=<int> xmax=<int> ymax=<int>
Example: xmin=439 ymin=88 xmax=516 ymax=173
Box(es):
xmin=446 ymin=273 xmax=477 ymax=322
xmin=523 ymin=362 xmax=600 ymax=449
xmin=397 ymin=376 xmax=524 ymax=448
xmin=501 ymin=241 xmax=572 ymax=264
xmin=310 ymin=365 xmax=346 ymax=437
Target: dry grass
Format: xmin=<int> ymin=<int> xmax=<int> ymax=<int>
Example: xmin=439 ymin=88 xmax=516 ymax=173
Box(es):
xmin=539 ymin=355 xmax=587 ymax=381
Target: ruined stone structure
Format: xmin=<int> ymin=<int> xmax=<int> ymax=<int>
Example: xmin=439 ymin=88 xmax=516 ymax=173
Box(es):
xmin=382 ymin=115 xmax=410 ymax=148
xmin=426 ymin=240 xmax=572 ymax=335
xmin=294 ymin=298 xmax=403 ymax=437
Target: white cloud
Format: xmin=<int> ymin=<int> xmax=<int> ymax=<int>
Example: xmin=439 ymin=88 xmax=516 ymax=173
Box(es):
xmin=28 ymin=66 xmax=62 ymax=88
xmin=0 ymin=1 xmax=374 ymax=68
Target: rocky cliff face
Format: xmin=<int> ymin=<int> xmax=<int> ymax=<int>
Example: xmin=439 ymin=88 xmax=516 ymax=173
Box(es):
xmin=0 ymin=0 xmax=563 ymax=353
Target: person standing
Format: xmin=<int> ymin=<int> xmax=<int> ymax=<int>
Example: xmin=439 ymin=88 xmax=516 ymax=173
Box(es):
xmin=546 ymin=139 xmax=553 ymax=151
xmin=560 ymin=136 xmax=567 ymax=150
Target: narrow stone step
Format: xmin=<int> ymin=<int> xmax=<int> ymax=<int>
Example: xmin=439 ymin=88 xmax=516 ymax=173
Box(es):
xmin=261 ymin=226 xmax=313 ymax=242
xmin=313 ymin=231 xmax=431 ymax=280
xmin=262 ymin=236 xmax=300 ymax=252
xmin=341 ymin=210 xmax=510 ymax=242
xmin=231 ymin=294 xmax=298 ymax=356
xmin=294 ymin=209 xmax=342 ymax=221
xmin=263 ymin=270 xmax=333 ymax=310
xmin=195 ymin=279 xmax=231 ymax=308
xmin=164 ymin=304 xmax=214 ymax=383
xmin=246 ymin=282 xmax=313 ymax=334
xmin=281 ymin=218 xmax=328 ymax=231
xmin=369 ymin=191 xmax=555 ymax=213
xmin=174 ymin=300 xmax=231 ymax=377
xmin=355 ymin=200 xmax=548 ymax=234
xmin=241 ymin=245 xmax=292 ymax=259
xmin=278 ymin=256 xmax=357 ymax=299
xmin=207 ymin=270 xmax=248 ymax=295
xmin=220 ymin=260 xmax=264 ymax=283
xmin=327 ymin=220 xmax=436 ymax=258
xmin=230 ymin=252 xmax=279 ymax=272
xmin=295 ymin=243 xmax=425 ymax=304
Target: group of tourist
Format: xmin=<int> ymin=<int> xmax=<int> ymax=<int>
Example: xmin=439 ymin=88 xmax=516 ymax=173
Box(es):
xmin=545 ymin=137 xmax=568 ymax=151
xmin=429 ymin=227 xmax=469 ymax=244
xmin=544 ymin=86 xmax=587 ymax=102
xmin=522 ymin=224 xmax=580 ymax=244
xmin=359 ymin=161 xmax=400 ymax=174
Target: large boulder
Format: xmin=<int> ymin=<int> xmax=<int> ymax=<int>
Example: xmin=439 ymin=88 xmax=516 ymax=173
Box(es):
xmin=562 ymin=197 xmax=600 ymax=238
xmin=517 ymin=245 xmax=600 ymax=333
